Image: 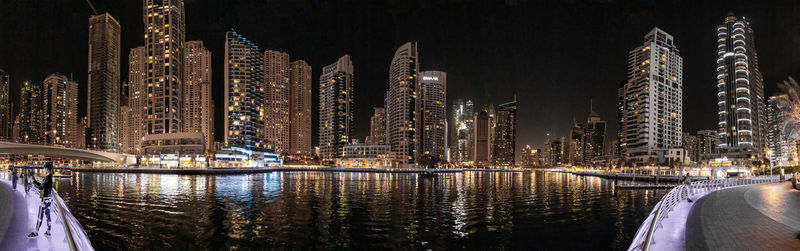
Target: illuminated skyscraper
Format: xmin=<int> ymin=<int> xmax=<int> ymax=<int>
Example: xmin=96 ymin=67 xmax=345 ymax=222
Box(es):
xmin=416 ymin=71 xmax=447 ymax=161
xmin=618 ymin=28 xmax=683 ymax=163
xmin=583 ymin=105 xmax=606 ymax=163
xmin=184 ymin=41 xmax=214 ymax=152
xmin=289 ymin=60 xmax=312 ymax=155
xmin=319 ymin=55 xmax=353 ymax=161
xmin=716 ymin=13 xmax=766 ymax=159
xmin=493 ymin=100 xmax=517 ymax=166
xmin=18 ymin=82 xmax=44 ymax=144
xmin=88 ymin=13 xmax=120 ymax=150
xmin=263 ymin=50 xmax=290 ymax=154
xmin=0 ymin=69 xmax=10 ymax=140
xmin=386 ymin=42 xmax=419 ymax=165
xmin=143 ymin=0 xmax=185 ymax=134
xmin=369 ymin=107 xmax=386 ymax=145
xmin=225 ymin=30 xmax=266 ymax=151
xmin=43 ymin=73 xmax=79 ymax=147
xmin=124 ymin=46 xmax=147 ymax=154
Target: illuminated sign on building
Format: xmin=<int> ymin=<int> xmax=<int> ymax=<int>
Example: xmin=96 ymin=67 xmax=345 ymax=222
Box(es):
xmin=422 ymin=76 xmax=439 ymax=81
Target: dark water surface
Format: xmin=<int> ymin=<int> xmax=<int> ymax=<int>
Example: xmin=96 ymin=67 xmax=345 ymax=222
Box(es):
xmin=55 ymin=170 xmax=666 ymax=250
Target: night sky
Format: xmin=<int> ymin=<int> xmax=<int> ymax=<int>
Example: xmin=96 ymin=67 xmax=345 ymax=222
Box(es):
xmin=1 ymin=0 xmax=799 ymax=152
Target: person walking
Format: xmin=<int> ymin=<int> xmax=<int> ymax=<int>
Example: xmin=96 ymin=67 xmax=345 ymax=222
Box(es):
xmin=28 ymin=162 xmax=54 ymax=238
xmin=683 ymin=172 xmax=693 ymax=202
xmin=11 ymin=166 xmax=18 ymax=191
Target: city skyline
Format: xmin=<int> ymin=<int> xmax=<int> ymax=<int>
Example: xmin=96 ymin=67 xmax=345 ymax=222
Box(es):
xmin=1 ymin=1 xmax=800 ymax=152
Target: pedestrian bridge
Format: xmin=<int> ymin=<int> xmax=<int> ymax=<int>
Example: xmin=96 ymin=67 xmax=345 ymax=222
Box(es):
xmin=0 ymin=141 xmax=135 ymax=165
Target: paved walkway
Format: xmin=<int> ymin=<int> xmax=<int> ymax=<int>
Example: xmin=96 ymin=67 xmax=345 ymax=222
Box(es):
xmin=686 ymin=182 xmax=800 ymax=250
xmin=0 ymin=172 xmax=72 ymax=250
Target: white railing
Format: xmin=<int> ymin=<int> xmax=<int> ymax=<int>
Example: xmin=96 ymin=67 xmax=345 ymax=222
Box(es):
xmin=52 ymin=188 xmax=95 ymax=251
xmin=627 ymin=175 xmax=779 ymax=251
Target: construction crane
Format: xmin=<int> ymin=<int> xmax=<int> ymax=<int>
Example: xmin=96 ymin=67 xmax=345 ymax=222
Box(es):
xmin=86 ymin=0 xmax=98 ymax=15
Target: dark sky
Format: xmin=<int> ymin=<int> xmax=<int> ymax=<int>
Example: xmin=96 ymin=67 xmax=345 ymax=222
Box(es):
xmin=1 ymin=0 xmax=799 ymax=152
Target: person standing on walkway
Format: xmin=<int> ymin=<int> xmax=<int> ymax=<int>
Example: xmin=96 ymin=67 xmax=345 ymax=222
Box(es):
xmin=28 ymin=162 xmax=54 ymax=238
xmin=11 ymin=166 xmax=18 ymax=190
xmin=683 ymin=172 xmax=693 ymax=202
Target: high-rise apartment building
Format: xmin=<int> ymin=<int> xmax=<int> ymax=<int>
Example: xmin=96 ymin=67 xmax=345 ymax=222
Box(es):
xmin=416 ymin=71 xmax=447 ymax=161
xmin=289 ymin=60 xmax=312 ymax=155
xmin=767 ymin=93 xmax=796 ymax=164
xmin=143 ymin=0 xmax=185 ymax=135
xmin=697 ymin=130 xmax=718 ymax=161
xmin=0 ymin=69 xmax=10 ymax=140
xmin=88 ymin=13 xmax=121 ymax=150
xmin=493 ymin=100 xmax=517 ymax=166
xmin=18 ymin=82 xmax=44 ymax=144
xmin=618 ymin=28 xmax=683 ymax=163
xmin=583 ymin=107 xmax=606 ymax=163
xmin=319 ymin=55 xmax=353 ymax=161
xmin=683 ymin=132 xmax=699 ymax=162
xmin=369 ymin=107 xmax=386 ymax=145
xmin=716 ymin=13 xmax=766 ymax=159
xmin=264 ymin=50 xmax=290 ymax=154
xmin=473 ymin=110 xmax=491 ymax=166
xmin=386 ymin=42 xmax=419 ymax=165
xmin=224 ymin=31 xmax=266 ymax=152
xmin=43 ymin=73 xmax=79 ymax=147
xmin=184 ymin=41 xmax=214 ymax=152
xmin=124 ymin=46 xmax=147 ymax=154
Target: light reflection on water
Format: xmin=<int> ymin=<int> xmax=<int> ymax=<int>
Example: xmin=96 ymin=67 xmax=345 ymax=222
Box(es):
xmin=54 ymin=170 xmax=666 ymax=250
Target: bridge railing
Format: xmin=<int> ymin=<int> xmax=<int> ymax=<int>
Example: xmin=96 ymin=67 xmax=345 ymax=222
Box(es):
xmin=628 ymin=175 xmax=779 ymax=251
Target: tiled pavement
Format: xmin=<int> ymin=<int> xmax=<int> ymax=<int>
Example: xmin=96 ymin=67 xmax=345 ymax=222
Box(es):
xmin=686 ymin=182 xmax=800 ymax=250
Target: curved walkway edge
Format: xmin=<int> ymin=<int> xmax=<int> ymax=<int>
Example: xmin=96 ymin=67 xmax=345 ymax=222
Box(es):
xmin=686 ymin=182 xmax=800 ymax=250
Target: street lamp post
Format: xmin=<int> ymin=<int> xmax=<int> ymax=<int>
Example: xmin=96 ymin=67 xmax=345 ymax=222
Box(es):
xmin=767 ymin=150 xmax=773 ymax=176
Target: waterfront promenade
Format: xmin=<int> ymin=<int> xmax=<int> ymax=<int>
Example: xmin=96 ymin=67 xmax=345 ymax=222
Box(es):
xmin=686 ymin=182 xmax=800 ymax=250
xmin=53 ymin=166 xmax=523 ymax=175
xmin=0 ymin=173 xmax=92 ymax=250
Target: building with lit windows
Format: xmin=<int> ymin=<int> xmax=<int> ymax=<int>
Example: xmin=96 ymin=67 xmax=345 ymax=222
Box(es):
xmin=335 ymin=143 xmax=392 ymax=168
xmin=140 ymin=132 xmax=207 ymax=168
xmin=583 ymin=106 xmax=606 ymax=163
xmin=224 ymin=30 xmax=267 ymax=152
xmin=493 ymin=100 xmax=516 ymax=166
xmin=289 ymin=60 xmax=312 ymax=155
xmin=369 ymin=107 xmax=386 ymax=144
xmin=143 ymin=0 xmax=185 ymax=135
xmin=715 ymin=13 xmax=766 ymax=160
xmin=0 ymin=69 xmax=11 ymax=141
xmin=386 ymin=42 xmax=419 ymax=165
xmin=264 ymin=50 xmax=290 ymax=154
xmin=88 ymin=13 xmax=121 ymax=150
xmin=618 ymin=28 xmax=683 ymax=163
xmin=43 ymin=73 xmax=79 ymax=147
xmin=767 ymin=94 xmax=797 ymax=166
xmin=124 ymin=46 xmax=147 ymax=154
xmin=697 ymin=129 xmax=718 ymax=161
xmin=416 ymin=71 xmax=446 ymax=161
xmin=184 ymin=41 xmax=214 ymax=152
xmin=319 ymin=55 xmax=353 ymax=162
xmin=18 ymin=82 xmax=44 ymax=144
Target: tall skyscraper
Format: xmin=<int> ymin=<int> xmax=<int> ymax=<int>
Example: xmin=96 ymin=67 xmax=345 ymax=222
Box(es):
xmin=716 ymin=13 xmax=766 ymax=159
xmin=289 ymin=60 xmax=312 ymax=155
xmin=143 ymin=0 xmax=185 ymax=134
xmin=767 ymin=93 xmax=796 ymax=164
xmin=369 ymin=107 xmax=386 ymax=145
xmin=184 ymin=41 xmax=214 ymax=152
xmin=473 ymin=110 xmax=491 ymax=166
xmin=697 ymin=130 xmax=718 ymax=161
xmin=416 ymin=71 xmax=447 ymax=161
xmin=583 ymin=105 xmax=606 ymax=163
xmin=18 ymin=82 xmax=44 ymax=144
xmin=319 ymin=55 xmax=353 ymax=161
xmin=88 ymin=13 xmax=121 ymax=150
xmin=125 ymin=46 xmax=147 ymax=154
xmin=493 ymin=100 xmax=517 ymax=166
xmin=43 ymin=73 xmax=79 ymax=147
xmin=386 ymin=42 xmax=419 ymax=165
xmin=225 ymin=31 xmax=266 ymax=152
xmin=263 ymin=50 xmax=290 ymax=154
xmin=0 ymin=69 xmax=10 ymax=140
xmin=618 ymin=28 xmax=683 ymax=162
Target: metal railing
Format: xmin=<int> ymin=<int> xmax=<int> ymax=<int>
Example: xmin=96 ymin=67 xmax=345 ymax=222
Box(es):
xmin=52 ymin=188 xmax=95 ymax=251
xmin=628 ymin=175 xmax=779 ymax=251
